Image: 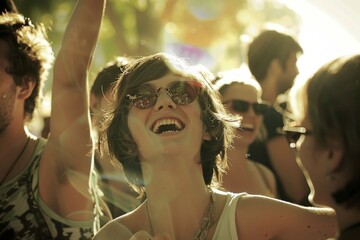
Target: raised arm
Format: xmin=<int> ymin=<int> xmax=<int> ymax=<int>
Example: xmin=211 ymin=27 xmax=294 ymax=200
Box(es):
xmin=50 ymin=0 xmax=105 ymax=171
xmin=39 ymin=0 xmax=106 ymax=220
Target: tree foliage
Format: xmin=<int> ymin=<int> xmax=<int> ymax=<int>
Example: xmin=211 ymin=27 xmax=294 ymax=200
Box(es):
xmin=13 ymin=0 xmax=300 ymax=76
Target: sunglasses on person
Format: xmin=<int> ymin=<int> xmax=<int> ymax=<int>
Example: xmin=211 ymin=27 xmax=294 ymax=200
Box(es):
xmin=127 ymin=81 xmax=202 ymax=109
xmin=223 ymin=99 xmax=270 ymax=115
xmin=279 ymin=126 xmax=313 ymax=148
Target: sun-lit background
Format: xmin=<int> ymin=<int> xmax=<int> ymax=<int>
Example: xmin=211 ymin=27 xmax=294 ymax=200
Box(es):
xmin=280 ymin=0 xmax=360 ymax=85
xmin=15 ymin=0 xmax=360 ymax=81
xmin=13 ymin=0 xmax=359 ymax=135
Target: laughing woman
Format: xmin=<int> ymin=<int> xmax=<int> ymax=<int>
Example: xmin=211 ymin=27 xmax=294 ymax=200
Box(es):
xmin=93 ymin=52 xmax=337 ymax=240
xmin=214 ymin=73 xmax=277 ymax=197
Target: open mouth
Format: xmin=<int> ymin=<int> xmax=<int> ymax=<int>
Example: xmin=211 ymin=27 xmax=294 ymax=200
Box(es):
xmin=240 ymin=122 xmax=255 ymax=131
xmin=152 ymin=118 xmax=185 ymax=134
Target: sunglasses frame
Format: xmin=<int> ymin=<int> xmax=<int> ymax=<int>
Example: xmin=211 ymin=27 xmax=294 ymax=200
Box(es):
xmin=127 ymin=80 xmax=201 ymax=109
xmin=280 ymin=126 xmax=312 ymax=148
xmin=223 ymin=99 xmax=270 ymax=115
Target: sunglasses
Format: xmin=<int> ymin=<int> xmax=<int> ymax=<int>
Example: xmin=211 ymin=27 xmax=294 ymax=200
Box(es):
xmin=280 ymin=126 xmax=313 ymax=148
xmin=127 ymin=81 xmax=201 ymax=109
xmin=223 ymin=99 xmax=269 ymax=115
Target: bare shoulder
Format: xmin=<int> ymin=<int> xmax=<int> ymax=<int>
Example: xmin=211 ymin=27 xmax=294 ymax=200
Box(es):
xmin=234 ymin=194 xmax=337 ymax=240
xmin=234 ymin=194 xmax=325 ymax=216
xmin=234 ymin=194 xmax=294 ymax=235
xmin=236 ymin=194 xmax=288 ymax=212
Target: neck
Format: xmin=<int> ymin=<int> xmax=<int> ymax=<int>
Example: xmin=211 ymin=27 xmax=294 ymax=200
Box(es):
xmin=0 ymin=126 xmax=28 ymax=162
xmin=145 ymin=186 xmax=212 ymax=240
xmin=222 ymin=144 xmax=251 ymax=192
xmin=143 ymin=155 xmax=212 ymax=239
xmin=143 ymin=157 xmax=206 ymax=200
xmin=0 ymin=129 xmax=30 ymax=185
xmin=227 ymin=144 xmax=248 ymax=166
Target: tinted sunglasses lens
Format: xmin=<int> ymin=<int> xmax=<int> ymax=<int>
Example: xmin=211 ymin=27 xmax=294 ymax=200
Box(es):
xmin=253 ymin=103 xmax=269 ymax=115
xmin=168 ymin=82 xmax=198 ymax=105
xmin=285 ymin=131 xmax=300 ymax=148
xmin=130 ymin=85 xmax=157 ymax=109
xmin=232 ymin=100 xmax=249 ymax=113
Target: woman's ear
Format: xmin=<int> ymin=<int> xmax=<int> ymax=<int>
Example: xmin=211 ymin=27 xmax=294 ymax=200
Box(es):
xmin=203 ymin=128 xmax=211 ymax=141
xmin=17 ymin=76 xmax=35 ymax=100
xmin=325 ymin=139 xmax=344 ymax=172
xmin=90 ymin=92 xmax=99 ymax=111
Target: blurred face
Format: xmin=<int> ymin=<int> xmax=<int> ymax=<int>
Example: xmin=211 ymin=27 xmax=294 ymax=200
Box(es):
xmin=296 ymin=114 xmax=331 ymax=207
xmin=222 ymin=83 xmax=266 ymax=146
xmin=126 ymin=73 xmax=208 ymax=163
xmin=278 ymin=52 xmax=299 ymax=94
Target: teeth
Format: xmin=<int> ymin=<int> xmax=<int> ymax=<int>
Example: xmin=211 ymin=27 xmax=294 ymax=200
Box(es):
xmin=152 ymin=118 xmax=183 ymax=134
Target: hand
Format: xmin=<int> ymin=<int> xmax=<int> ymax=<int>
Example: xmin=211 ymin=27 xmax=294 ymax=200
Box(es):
xmin=129 ymin=231 xmax=152 ymax=240
xmin=129 ymin=231 xmax=172 ymax=240
xmin=152 ymin=233 xmax=172 ymax=240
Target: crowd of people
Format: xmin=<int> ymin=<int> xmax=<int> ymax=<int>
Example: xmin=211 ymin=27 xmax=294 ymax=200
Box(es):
xmin=1 ymin=0 xmax=359 ymax=240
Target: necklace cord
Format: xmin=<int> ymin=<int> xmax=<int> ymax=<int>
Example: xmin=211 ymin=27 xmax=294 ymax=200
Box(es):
xmin=0 ymin=136 xmax=30 ymax=185
xmin=145 ymin=200 xmax=154 ymax=235
xmin=193 ymin=188 xmax=215 ymax=240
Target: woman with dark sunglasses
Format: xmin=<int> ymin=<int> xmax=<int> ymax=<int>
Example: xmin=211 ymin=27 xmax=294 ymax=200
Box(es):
xmin=93 ymin=52 xmax=337 ymax=240
xmin=286 ymin=54 xmax=360 ymax=240
xmin=214 ymin=72 xmax=277 ymax=198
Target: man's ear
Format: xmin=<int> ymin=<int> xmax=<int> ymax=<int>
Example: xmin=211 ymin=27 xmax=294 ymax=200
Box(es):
xmin=268 ymin=59 xmax=283 ymax=76
xmin=17 ymin=76 xmax=35 ymax=100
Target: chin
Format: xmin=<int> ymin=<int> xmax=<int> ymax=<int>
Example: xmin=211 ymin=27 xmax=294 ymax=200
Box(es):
xmin=240 ymin=136 xmax=256 ymax=146
xmin=236 ymin=131 xmax=256 ymax=144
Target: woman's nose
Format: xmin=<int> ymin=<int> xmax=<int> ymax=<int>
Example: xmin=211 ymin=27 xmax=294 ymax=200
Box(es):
xmin=153 ymin=88 xmax=176 ymax=111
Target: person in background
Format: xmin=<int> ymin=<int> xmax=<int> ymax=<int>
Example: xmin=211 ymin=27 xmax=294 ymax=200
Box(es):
xmin=0 ymin=0 xmax=17 ymax=14
xmin=246 ymin=29 xmax=310 ymax=204
xmin=90 ymin=56 xmax=140 ymax=219
xmin=93 ymin=52 xmax=337 ymax=240
xmin=284 ymin=54 xmax=360 ymax=240
xmin=213 ymin=72 xmax=277 ymax=197
xmin=0 ymin=0 xmax=105 ymax=238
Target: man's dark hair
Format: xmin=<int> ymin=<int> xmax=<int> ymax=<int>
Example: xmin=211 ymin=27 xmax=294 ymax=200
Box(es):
xmin=247 ymin=30 xmax=303 ymax=82
xmin=0 ymin=12 xmax=54 ymax=120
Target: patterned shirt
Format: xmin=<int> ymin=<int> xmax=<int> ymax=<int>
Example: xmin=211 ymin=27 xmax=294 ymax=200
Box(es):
xmin=0 ymin=138 xmax=95 ymax=240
